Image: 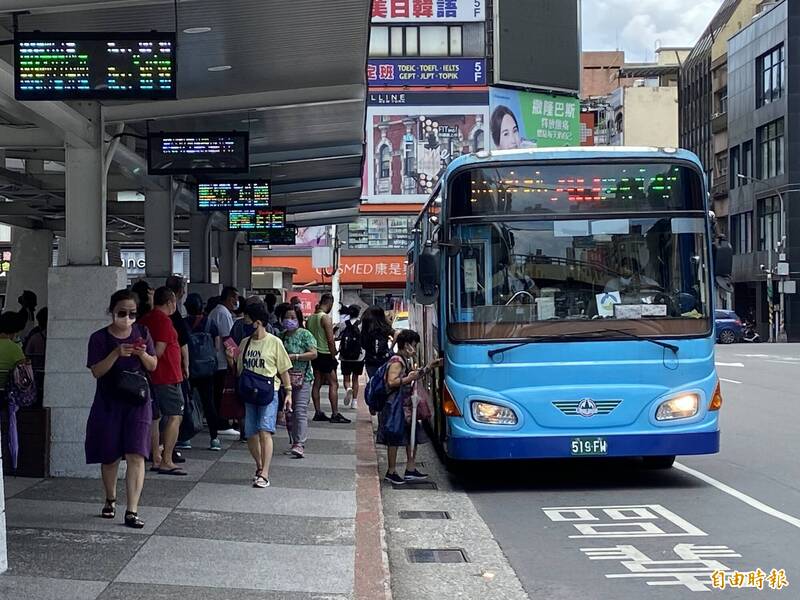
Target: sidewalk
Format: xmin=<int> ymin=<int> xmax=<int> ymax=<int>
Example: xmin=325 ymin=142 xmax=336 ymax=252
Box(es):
xmin=0 ymin=396 xmax=382 ymax=600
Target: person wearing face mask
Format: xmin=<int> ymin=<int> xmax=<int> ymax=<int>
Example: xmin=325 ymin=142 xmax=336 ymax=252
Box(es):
xmin=85 ymin=290 xmax=157 ymax=528
xmin=378 ymin=330 xmax=429 ymax=485
xmin=279 ymin=306 xmax=317 ymax=458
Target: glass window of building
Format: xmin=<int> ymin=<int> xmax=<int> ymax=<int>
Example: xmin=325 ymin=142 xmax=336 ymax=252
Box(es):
xmin=348 ymin=216 xmax=414 ymax=250
xmin=756 ymin=44 xmax=784 ymax=107
xmin=741 ymin=140 xmax=753 ymax=179
xmin=728 ymin=147 xmax=738 ymax=189
xmin=758 ymin=196 xmax=781 ymax=252
xmin=449 ymin=26 xmax=463 ymax=56
xmin=730 ymin=211 xmax=753 ymax=254
xmin=370 ymin=26 xmax=389 ymax=57
xmin=379 ymin=145 xmax=391 ymax=179
xmin=420 ymin=26 xmax=449 ymax=56
xmin=390 ymin=27 xmax=404 ymax=56
xmin=757 ymin=118 xmax=784 ymax=179
xmin=405 ymin=26 xmax=419 ymax=56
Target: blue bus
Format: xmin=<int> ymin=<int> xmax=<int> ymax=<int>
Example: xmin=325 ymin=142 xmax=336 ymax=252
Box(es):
xmin=409 ymin=147 xmax=732 ymax=468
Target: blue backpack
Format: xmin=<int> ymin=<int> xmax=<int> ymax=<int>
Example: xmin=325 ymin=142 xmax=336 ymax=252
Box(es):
xmin=188 ymin=317 xmax=217 ymax=379
xmin=365 ymin=356 xmax=399 ymax=413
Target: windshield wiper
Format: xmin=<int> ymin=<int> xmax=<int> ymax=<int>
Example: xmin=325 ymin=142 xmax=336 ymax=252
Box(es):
xmin=598 ymin=328 xmax=679 ymax=354
xmin=487 ymin=328 xmax=679 ymax=358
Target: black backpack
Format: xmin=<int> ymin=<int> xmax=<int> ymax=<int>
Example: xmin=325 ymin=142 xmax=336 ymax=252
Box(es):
xmin=339 ymin=321 xmax=362 ymax=361
xmin=188 ymin=317 xmax=217 ymax=379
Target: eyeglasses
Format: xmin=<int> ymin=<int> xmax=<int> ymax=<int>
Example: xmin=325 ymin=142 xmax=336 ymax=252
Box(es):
xmin=116 ymin=310 xmax=138 ymax=320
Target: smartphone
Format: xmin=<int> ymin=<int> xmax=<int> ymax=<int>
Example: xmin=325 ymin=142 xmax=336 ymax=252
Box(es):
xmin=224 ymin=337 xmax=240 ymax=358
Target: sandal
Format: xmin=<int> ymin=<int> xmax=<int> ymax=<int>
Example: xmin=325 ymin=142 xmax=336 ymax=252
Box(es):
xmin=101 ymin=498 xmax=116 ymax=519
xmin=124 ymin=510 xmax=145 ymax=529
xmin=253 ymin=468 xmax=263 ymax=483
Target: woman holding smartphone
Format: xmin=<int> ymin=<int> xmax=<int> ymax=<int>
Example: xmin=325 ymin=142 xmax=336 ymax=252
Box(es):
xmin=85 ymin=290 xmax=157 ymax=528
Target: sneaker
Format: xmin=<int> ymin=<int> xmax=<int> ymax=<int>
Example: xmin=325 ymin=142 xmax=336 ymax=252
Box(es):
xmin=330 ymin=412 xmax=352 ymax=424
xmin=219 ymin=428 xmax=241 ymax=437
xmin=209 ymin=439 xmax=222 ymax=451
xmin=312 ymin=411 xmax=330 ymax=422
xmin=352 ymin=399 xmax=358 ymax=410
xmin=404 ymin=469 xmax=429 ymax=481
xmin=172 ymin=451 xmax=186 ymax=464
xmin=290 ymin=444 xmax=305 ymax=458
xmin=343 ymin=388 xmax=353 ymax=408
xmin=175 ymin=440 xmax=192 ymax=450
xmin=384 ymin=472 xmax=406 ymax=485
xmin=283 ymin=449 xmax=295 ymax=456
xmin=253 ymin=476 xmax=270 ymax=488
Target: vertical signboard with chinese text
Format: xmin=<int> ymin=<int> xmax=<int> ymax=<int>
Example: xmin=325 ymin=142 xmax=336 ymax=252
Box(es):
xmin=489 ymin=87 xmax=580 ymax=149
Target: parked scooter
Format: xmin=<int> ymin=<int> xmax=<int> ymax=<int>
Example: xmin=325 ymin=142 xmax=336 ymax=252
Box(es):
xmin=742 ymin=320 xmax=761 ymax=343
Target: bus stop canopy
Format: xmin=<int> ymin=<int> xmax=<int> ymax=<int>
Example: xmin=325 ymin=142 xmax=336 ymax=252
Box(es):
xmin=0 ymin=0 xmax=370 ymax=240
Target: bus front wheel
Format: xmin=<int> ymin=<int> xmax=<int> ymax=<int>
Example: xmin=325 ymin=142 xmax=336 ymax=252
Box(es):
xmin=642 ymin=455 xmax=676 ymax=469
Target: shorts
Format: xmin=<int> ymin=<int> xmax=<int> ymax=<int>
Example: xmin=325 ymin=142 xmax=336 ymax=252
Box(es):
xmin=244 ymin=392 xmax=279 ymax=437
xmin=341 ymin=361 xmax=364 ymax=376
xmin=153 ymin=383 xmax=184 ymax=417
xmin=312 ymin=353 xmax=338 ymax=375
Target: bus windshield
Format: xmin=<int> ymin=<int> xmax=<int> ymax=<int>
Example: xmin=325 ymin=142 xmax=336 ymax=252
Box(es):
xmin=448 ymin=216 xmax=711 ymax=341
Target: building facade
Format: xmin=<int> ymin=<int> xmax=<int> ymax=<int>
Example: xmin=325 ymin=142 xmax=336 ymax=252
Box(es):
xmin=727 ymin=0 xmax=798 ymax=340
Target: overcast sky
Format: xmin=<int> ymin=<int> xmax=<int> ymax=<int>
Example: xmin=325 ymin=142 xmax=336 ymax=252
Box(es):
xmin=582 ymin=0 xmax=724 ymax=62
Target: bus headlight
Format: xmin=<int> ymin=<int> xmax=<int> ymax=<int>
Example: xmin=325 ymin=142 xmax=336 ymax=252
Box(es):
xmin=471 ymin=401 xmax=518 ymax=425
xmin=656 ymin=394 xmax=699 ymax=421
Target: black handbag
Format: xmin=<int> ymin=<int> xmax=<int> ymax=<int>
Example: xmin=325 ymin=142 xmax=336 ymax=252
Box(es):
xmin=116 ymin=370 xmax=150 ymax=406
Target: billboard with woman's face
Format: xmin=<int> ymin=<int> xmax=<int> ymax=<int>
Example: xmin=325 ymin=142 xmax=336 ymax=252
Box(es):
xmin=489 ymin=88 xmax=581 ymax=150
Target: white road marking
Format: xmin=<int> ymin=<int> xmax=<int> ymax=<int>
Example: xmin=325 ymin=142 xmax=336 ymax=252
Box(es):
xmin=719 ymin=378 xmax=742 ymax=385
xmin=715 ymin=362 xmax=744 ymax=367
xmin=674 ymin=462 xmax=800 ymax=530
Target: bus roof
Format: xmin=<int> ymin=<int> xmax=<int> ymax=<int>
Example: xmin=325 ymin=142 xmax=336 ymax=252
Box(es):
xmin=443 ymin=146 xmax=704 ymax=178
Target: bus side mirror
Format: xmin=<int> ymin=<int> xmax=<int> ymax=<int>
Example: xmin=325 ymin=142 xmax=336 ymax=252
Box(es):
xmin=714 ymin=241 xmax=733 ymax=278
xmin=415 ymin=249 xmax=440 ymax=306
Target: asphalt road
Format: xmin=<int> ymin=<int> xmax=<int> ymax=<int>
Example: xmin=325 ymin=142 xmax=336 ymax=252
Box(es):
xmin=448 ymin=344 xmax=799 ymax=599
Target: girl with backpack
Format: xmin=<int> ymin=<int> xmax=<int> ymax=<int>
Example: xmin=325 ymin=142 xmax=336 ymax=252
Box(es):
xmin=184 ymin=293 xmax=223 ymax=452
xmin=338 ymin=305 xmax=364 ymax=409
xmin=279 ymin=306 xmax=317 ymax=458
xmin=360 ymin=306 xmax=396 ymax=379
xmin=85 ymin=290 xmax=157 ymax=529
xmin=377 ymin=329 xmax=429 ymax=485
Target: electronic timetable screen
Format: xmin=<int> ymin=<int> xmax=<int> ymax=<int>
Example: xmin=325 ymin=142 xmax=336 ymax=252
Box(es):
xmin=228 ymin=209 xmax=286 ymax=231
xmin=247 ymin=227 xmax=297 ymax=246
xmin=14 ymin=31 xmax=176 ymax=101
xmin=147 ymin=132 xmax=250 ymax=175
xmin=197 ymin=181 xmax=271 ymax=211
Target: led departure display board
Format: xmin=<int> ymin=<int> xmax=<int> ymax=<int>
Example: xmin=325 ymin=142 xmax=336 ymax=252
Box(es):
xmin=247 ymin=226 xmax=297 ymax=246
xmin=148 ymin=132 xmax=249 ymax=175
xmin=228 ymin=208 xmax=286 ymax=231
xmin=197 ymin=180 xmax=270 ymax=211
xmin=14 ymin=31 xmax=176 ymax=101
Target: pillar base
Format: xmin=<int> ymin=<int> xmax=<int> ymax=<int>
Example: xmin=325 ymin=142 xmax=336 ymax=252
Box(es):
xmin=44 ymin=266 xmax=127 ymax=478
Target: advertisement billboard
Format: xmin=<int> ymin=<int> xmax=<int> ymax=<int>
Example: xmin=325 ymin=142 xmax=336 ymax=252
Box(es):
xmin=367 ymin=58 xmax=485 ymax=87
xmin=367 ymin=103 xmax=489 ymax=203
xmin=489 ymin=88 xmax=580 ymax=149
xmin=371 ymin=0 xmax=485 ymax=22
xmin=492 ymin=0 xmax=580 ymax=94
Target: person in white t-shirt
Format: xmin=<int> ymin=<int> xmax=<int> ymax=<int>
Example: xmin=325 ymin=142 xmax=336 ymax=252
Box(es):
xmin=208 ymin=286 xmax=239 ymax=436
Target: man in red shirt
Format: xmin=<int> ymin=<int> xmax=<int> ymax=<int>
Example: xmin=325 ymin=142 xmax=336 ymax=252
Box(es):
xmin=139 ymin=287 xmax=187 ymax=476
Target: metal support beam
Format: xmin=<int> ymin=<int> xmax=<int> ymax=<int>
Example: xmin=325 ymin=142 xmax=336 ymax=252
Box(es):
xmin=103 ymin=85 xmax=364 ymax=123
xmin=250 ymin=144 xmax=363 ymax=165
xmin=143 ymin=183 xmax=174 ymax=278
xmin=0 ymin=125 xmax=64 ymax=148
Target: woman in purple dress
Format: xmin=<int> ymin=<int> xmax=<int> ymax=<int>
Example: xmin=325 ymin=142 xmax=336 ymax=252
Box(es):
xmin=85 ymin=289 xmax=157 ymax=529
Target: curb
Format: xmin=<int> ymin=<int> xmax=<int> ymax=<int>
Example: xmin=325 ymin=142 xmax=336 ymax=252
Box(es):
xmin=354 ymin=396 xmax=393 ymax=600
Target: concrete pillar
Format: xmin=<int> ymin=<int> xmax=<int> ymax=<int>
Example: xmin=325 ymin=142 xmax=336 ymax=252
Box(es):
xmin=44 ymin=101 xmax=127 ymax=479
xmin=144 ymin=186 xmax=173 ymax=278
xmin=237 ymin=242 xmax=252 ymax=294
xmin=189 ymin=211 xmax=210 ymax=283
xmin=64 ymin=103 xmax=105 ymax=266
xmin=219 ymin=231 xmax=239 ymax=288
xmin=6 ymin=227 xmax=53 ymax=311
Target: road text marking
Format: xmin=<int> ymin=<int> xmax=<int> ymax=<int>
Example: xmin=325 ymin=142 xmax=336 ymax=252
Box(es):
xmin=715 ymin=362 xmax=744 ymax=367
xmin=720 ymin=378 xmax=742 ymax=385
xmin=675 ymin=462 xmax=800 ymax=530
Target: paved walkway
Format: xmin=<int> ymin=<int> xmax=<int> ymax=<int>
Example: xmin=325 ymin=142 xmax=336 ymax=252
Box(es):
xmin=0 ymin=398 xmax=371 ymax=600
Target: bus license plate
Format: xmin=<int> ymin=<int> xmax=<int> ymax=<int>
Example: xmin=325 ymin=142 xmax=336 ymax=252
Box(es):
xmin=571 ymin=437 xmax=608 ymax=456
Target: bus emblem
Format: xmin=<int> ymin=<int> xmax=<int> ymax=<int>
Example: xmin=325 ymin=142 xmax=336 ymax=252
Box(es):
xmin=577 ymin=398 xmax=598 ymax=418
